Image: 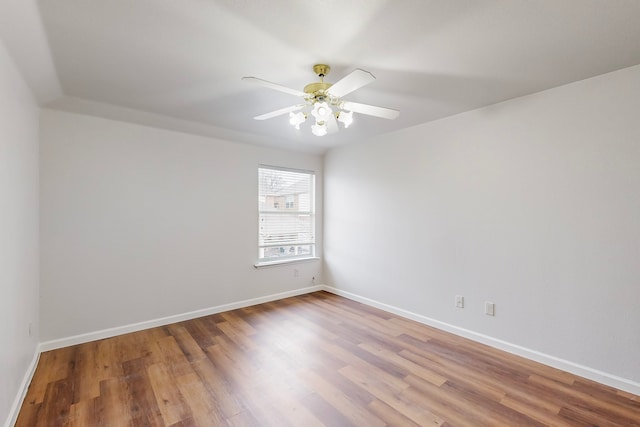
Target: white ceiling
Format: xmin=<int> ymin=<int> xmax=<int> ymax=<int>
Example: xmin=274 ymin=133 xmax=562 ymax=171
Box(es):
xmin=7 ymin=1 xmax=640 ymax=154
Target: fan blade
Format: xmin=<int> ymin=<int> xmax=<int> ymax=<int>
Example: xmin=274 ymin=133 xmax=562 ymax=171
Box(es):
xmin=326 ymin=69 xmax=375 ymax=98
xmin=254 ymin=104 xmax=305 ymax=120
xmin=242 ymin=77 xmax=310 ymax=98
xmin=341 ymin=101 xmax=400 ymax=120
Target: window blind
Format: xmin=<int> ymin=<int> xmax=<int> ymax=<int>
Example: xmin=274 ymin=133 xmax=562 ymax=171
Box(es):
xmin=258 ymin=166 xmax=315 ymax=262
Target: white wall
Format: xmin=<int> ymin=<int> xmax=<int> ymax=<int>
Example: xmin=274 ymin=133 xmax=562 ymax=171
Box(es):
xmin=0 ymin=40 xmax=40 ymax=423
xmin=324 ymin=65 xmax=640 ymax=386
xmin=40 ymin=110 xmax=323 ymax=342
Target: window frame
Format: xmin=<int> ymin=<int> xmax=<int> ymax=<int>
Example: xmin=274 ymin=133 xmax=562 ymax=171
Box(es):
xmin=255 ymin=165 xmax=318 ymax=267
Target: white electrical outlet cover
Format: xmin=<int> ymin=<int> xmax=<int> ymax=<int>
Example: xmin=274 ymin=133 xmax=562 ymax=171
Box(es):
xmin=485 ymin=302 xmax=495 ymax=316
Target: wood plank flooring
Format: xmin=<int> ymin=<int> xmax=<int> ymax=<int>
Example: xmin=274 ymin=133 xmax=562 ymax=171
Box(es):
xmin=16 ymin=291 xmax=640 ymax=426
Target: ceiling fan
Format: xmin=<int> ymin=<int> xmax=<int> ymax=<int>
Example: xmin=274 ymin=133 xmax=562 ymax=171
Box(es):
xmin=242 ymin=64 xmax=399 ymax=136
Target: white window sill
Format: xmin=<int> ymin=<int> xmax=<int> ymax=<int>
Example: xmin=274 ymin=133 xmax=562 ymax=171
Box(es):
xmin=254 ymin=257 xmax=320 ymax=269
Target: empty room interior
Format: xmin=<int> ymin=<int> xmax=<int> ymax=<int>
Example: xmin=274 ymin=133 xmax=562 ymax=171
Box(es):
xmin=2 ymin=1 xmax=640 ymax=426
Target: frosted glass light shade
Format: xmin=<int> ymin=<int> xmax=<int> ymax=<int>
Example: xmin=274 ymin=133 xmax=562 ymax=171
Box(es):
xmin=338 ymin=110 xmax=353 ymax=128
xmin=289 ymin=111 xmax=306 ymax=129
xmin=311 ymin=102 xmax=332 ymax=122
xmin=311 ymin=123 xmax=328 ymax=136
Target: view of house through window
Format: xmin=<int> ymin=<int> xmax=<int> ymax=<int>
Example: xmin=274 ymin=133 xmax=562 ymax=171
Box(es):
xmin=258 ymin=166 xmax=315 ymax=263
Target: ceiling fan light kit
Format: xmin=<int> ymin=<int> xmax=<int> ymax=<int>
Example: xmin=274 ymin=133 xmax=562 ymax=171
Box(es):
xmin=243 ymin=64 xmax=399 ymax=137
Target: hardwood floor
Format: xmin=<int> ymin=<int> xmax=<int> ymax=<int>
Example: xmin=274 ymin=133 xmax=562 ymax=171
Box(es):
xmin=16 ymin=291 xmax=640 ymax=426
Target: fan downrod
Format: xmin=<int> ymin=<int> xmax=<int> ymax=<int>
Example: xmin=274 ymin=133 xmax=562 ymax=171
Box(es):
xmin=305 ymin=64 xmax=332 ymax=96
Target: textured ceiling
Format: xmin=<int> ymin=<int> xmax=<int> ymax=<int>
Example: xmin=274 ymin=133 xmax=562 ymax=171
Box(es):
xmin=22 ymin=1 xmax=640 ymax=153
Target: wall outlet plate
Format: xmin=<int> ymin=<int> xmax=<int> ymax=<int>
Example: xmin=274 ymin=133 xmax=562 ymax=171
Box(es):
xmin=485 ymin=302 xmax=495 ymax=316
xmin=455 ymin=295 xmax=464 ymax=308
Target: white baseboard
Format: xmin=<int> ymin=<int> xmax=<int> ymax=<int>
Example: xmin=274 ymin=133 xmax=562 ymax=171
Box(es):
xmin=39 ymin=285 xmax=323 ymax=352
xmin=322 ymin=285 xmax=640 ymax=397
xmin=4 ymin=348 xmax=40 ymax=427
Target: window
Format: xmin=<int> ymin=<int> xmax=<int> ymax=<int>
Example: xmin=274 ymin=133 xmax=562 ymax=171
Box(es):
xmin=258 ymin=166 xmax=315 ymax=264
xmin=285 ymin=195 xmax=295 ymax=209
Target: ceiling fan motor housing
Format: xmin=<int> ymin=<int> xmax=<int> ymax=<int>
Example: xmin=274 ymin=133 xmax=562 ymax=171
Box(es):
xmin=304 ymin=82 xmax=332 ymax=101
xmin=305 ymin=64 xmax=335 ymax=104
